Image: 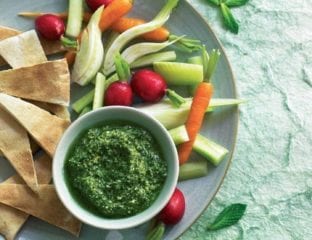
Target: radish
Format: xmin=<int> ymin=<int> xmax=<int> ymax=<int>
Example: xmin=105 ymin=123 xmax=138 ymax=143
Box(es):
xmin=131 ymin=69 xmax=167 ymax=103
xmin=35 ymin=14 xmax=65 ymax=40
xmin=105 ymin=81 xmax=133 ymax=106
xmin=158 ymin=188 xmax=185 ymax=225
xmin=86 ymin=0 xmax=114 ymax=12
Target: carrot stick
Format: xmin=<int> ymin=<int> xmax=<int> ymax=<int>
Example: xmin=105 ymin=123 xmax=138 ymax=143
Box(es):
xmin=178 ymin=83 xmax=213 ymax=165
xmin=110 ymin=17 xmax=170 ymax=42
xmin=98 ymin=0 xmax=133 ymax=32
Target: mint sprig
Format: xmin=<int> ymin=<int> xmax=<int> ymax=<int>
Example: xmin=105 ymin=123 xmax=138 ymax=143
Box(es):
xmin=225 ymin=0 xmax=249 ymax=7
xmin=207 ymin=203 xmax=247 ymax=231
xmin=220 ymin=3 xmax=239 ymax=34
xmin=206 ymin=0 xmax=249 ymax=34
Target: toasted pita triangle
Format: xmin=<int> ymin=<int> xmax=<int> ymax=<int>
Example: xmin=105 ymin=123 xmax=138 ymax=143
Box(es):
xmin=0 ymin=93 xmax=70 ymax=157
xmin=0 ymin=26 xmax=65 ymax=67
xmin=30 ymin=100 xmax=71 ymax=121
xmin=0 ymin=30 xmax=47 ymax=68
xmin=0 ymin=184 xmax=81 ymax=236
xmin=0 ymin=59 xmax=70 ymax=106
xmin=0 ymin=154 xmax=52 ymax=240
xmin=0 ymin=109 xmax=38 ymax=191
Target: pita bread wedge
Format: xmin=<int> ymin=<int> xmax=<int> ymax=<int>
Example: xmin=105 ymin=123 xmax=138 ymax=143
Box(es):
xmin=0 ymin=184 xmax=81 ymax=236
xmin=0 ymin=93 xmax=70 ymax=157
xmin=0 ymin=154 xmax=52 ymax=240
xmin=30 ymin=100 xmax=71 ymax=121
xmin=0 ymin=30 xmax=47 ymax=68
xmin=0 ymin=59 xmax=70 ymax=106
xmin=0 ymin=109 xmax=38 ymax=191
xmin=0 ymin=26 xmax=65 ymax=67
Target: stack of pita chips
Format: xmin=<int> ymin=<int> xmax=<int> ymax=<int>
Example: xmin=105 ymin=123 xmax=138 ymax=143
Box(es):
xmin=0 ymin=27 xmax=82 ymax=239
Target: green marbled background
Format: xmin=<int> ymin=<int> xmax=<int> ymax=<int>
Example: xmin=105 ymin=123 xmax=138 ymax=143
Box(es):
xmin=181 ymin=0 xmax=312 ymax=239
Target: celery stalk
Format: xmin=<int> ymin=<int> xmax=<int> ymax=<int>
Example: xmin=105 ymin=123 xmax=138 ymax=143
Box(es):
xmin=72 ymin=73 xmax=119 ymax=113
xmin=72 ymin=89 xmax=95 ymax=113
xmin=166 ymin=89 xmax=186 ymax=107
xmin=93 ymin=73 xmax=106 ymax=110
xmin=187 ymin=56 xmax=203 ymax=65
xmin=79 ymin=106 xmax=92 ymax=116
xmin=169 ymin=125 xmax=189 ymax=145
xmin=114 ymin=53 xmax=130 ymax=80
xmin=136 ymin=98 xmax=244 ymax=129
xmin=65 ymin=0 xmax=83 ymax=38
xmin=179 ymin=160 xmax=208 ymax=181
xmin=194 ymin=134 xmax=229 ymax=166
xmin=130 ymin=51 xmax=176 ymax=69
xmin=102 ymin=0 xmax=179 ymax=75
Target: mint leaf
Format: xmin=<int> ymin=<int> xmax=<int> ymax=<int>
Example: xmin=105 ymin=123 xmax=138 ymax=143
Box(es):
xmin=206 ymin=0 xmax=220 ymax=6
xmin=207 ymin=204 xmax=247 ymax=231
xmin=220 ymin=3 xmax=239 ymax=34
xmin=225 ymin=0 xmax=249 ymax=7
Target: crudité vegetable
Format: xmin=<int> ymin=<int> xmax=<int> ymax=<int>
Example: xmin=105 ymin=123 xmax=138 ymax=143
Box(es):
xmin=18 ymin=0 xmax=244 ymax=237
xmin=35 ymin=14 xmax=65 ymax=40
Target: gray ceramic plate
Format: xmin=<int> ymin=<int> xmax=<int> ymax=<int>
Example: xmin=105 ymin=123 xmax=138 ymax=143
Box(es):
xmin=0 ymin=0 xmax=238 ymax=239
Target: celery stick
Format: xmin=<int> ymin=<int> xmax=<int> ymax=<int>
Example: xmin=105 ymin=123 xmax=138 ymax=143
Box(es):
xmin=153 ymin=62 xmax=203 ymax=85
xmin=102 ymin=0 xmax=179 ymax=75
xmin=130 ymin=51 xmax=177 ymax=69
xmin=93 ymin=73 xmax=106 ymax=110
xmin=79 ymin=106 xmax=92 ymax=117
xmin=66 ymin=0 xmax=84 ymax=38
xmin=73 ymin=74 xmax=119 ymax=113
xmin=179 ymin=160 xmax=208 ymax=181
xmin=206 ymin=49 xmax=220 ymax=81
xmin=114 ymin=53 xmax=130 ymax=80
xmin=72 ymin=89 xmax=95 ymax=113
xmin=169 ymin=125 xmax=189 ymax=145
xmin=194 ymin=134 xmax=229 ymax=166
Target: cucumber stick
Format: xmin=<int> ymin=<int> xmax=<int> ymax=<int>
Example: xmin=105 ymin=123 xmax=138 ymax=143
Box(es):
xmin=187 ymin=55 xmax=204 ymax=95
xmin=102 ymin=0 xmax=179 ymax=75
xmin=179 ymin=160 xmax=208 ymax=181
xmin=130 ymin=51 xmax=177 ymax=69
xmin=66 ymin=0 xmax=84 ymax=38
xmin=153 ymin=62 xmax=203 ymax=85
xmin=72 ymin=7 xmax=104 ymax=85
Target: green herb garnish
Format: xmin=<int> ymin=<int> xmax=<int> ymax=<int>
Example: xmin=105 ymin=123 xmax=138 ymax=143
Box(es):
xmin=206 ymin=0 xmax=249 ymax=34
xmin=207 ymin=203 xmax=247 ymax=231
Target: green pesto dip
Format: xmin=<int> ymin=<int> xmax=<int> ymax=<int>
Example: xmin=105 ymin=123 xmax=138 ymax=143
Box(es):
xmin=65 ymin=123 xmax=167 ymax=218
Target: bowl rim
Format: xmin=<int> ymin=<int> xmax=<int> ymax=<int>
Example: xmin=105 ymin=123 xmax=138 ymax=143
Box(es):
xmin=53 ymin=106 xmax=179 ymax=230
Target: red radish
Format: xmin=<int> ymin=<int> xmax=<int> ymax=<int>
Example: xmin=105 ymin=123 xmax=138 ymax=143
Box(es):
xmin=86 ymin=0 xmax=114 ymax=12
xmin=158 ymin=188 xmax=185 ymax=225
xmin=35 ymin=14 xmax=65 ymax=40
xmin=131 ymin=69 xmax=167 ymax=103
xmin=105 ymin=81 xmax=133 ymax=106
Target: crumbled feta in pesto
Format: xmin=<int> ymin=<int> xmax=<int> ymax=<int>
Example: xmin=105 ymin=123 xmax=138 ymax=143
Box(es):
xmin=65 ymin=123 xmax=167 ymax=218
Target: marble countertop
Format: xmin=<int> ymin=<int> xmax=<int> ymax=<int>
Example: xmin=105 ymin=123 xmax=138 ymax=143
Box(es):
xmin=182 ymin=0 xmax=312 ymax=239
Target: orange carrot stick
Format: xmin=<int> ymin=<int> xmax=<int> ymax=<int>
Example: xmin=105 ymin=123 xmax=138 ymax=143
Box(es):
xmin=110 ymin=17 xmax=170 ymax=42
xmin=98 ymin=0 xmax=133 ymax=32
xmin=178 ymin=82 xmax=213 ymax=165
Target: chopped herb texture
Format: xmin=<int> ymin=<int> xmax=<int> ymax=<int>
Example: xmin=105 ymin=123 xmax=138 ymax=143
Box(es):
xmin=65 ymin=123 xmax=167 ymax=218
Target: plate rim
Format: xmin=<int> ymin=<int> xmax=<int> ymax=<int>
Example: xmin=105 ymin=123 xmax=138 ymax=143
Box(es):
xmin=176 ymin=0 xmax=239 ymax=238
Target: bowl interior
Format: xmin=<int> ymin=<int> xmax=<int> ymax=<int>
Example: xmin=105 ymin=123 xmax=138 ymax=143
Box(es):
xmin=53 ymin=107 xmax=178 ymax=229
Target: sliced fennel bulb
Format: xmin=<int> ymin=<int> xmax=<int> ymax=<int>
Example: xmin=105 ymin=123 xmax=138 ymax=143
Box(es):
xmin=102 ymin=0 xmax=179 ymax=75
xmin=72 ymin=7 xmax=104 ymax=86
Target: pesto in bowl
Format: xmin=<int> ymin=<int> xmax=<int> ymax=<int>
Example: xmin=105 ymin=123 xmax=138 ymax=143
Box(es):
xmin=65 ymin=123 xmax=167 ymax=218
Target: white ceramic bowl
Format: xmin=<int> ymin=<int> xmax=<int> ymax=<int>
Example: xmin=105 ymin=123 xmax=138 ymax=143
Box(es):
xmin=53 ymin=106 xmax=179 ymax=230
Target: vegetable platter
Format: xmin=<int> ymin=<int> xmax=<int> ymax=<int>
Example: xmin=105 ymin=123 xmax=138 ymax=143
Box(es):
xmin=0 ymin=0 xmax=239 ymax=239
